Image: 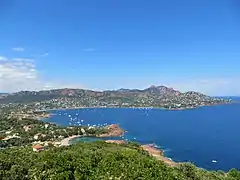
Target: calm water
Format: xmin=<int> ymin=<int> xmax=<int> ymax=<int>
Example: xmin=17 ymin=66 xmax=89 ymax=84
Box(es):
xmin=47 ymin=103 xmax=240 ymax=171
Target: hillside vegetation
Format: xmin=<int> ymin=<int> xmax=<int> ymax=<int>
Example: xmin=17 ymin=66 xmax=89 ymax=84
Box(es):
xmin=1 ymin=141 xmax=240 ymax=180
xmin=0 ymin=86 xmax=230 ymax=110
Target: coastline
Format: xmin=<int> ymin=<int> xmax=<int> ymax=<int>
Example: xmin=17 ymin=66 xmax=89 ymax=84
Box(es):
xmin=60 ymin=136 xmax=178 ymax=166
xmin=60 ymin=124 xmax=124 ymax=146
xmin=35 ymin=106 xmax=87 ymax=113
xmin=59 ymin=124 xmax=178 ymax=167
xmin=31 ymin=102 xmax=232 ymax=124
xmin=36 ymin=103 xmax=230 ymax=168
xmin=44 ymin=106 xmax=87 ymax=111
xmin=105 ymin=140 xmax=177 ymax=166
xmin=36 ymin=102 xmax=232 ymax=113
xmin=141 ymin=144 xmax=177 ymax=166
xmin=60 ymin=135 xmax=83 ymax=146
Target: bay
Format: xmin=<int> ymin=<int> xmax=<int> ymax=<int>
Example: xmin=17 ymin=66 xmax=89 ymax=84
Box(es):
xmin=47 ymin=103 xmax=240 ymax=171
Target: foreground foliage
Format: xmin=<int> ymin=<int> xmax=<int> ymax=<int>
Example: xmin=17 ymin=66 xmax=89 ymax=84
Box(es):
xmin=0 ymin=141 xmax=240 ymax=180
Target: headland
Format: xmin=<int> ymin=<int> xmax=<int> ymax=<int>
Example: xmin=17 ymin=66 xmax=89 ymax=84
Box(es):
xmin=105 ymin=139 xmax=178 ymax=166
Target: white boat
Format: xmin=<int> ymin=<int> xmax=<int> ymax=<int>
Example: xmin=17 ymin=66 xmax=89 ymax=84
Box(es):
xmin=212 ymin=160 xmax=217 ymax=163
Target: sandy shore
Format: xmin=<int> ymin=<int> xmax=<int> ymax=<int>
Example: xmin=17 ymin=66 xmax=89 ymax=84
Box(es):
xmin=60 ymin=135 xmax=82 ymax=146
xmin=60 ymin=124 xmax=124 ymax=146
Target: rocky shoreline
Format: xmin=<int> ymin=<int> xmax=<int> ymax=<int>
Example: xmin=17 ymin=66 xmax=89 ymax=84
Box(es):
xmin=141 ymin=144 xmax=177 ymax=166
xmin=97 ymin=124 xmax=125 ymax=137
xmin=105 ymin=140 xmax=178 ymax=166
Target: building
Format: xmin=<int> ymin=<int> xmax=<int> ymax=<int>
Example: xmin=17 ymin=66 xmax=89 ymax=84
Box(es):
xmin=34 ymin=133 xmax=41 ymax=140
xmin=32 ymin=144 xmax=44 ymax=152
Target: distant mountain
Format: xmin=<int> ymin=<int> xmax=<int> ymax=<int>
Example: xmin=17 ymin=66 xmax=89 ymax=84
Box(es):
xmin=0 ymin=86 xmax=230 ymax=109
xmin=143 ymin=85 xmax=180 ymax=96
xmin=114 ymin=86 xmax=179 ymax=96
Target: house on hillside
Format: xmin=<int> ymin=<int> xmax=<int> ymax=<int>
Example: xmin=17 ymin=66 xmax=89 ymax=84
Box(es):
xmin=34 ymin=133 xmax=42 ymax=140
xmin=32 ymin=144 xmax=45 ymax=152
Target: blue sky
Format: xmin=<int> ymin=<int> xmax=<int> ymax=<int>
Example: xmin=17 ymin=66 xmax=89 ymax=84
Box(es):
xmin=0 ymin=0 xmax=240 ymax=95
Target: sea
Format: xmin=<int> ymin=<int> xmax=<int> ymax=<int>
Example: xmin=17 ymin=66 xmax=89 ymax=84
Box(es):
xmin=45 ymin=102 xmax=240 ymax=171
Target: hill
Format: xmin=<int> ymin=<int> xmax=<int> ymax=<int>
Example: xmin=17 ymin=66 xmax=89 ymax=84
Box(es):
xmin=0 ymin=86 xmax=230 ymax=110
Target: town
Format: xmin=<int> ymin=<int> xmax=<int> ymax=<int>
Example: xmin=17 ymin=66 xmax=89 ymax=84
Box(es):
xmin=0 ymin=86 xmax=231 ymax=112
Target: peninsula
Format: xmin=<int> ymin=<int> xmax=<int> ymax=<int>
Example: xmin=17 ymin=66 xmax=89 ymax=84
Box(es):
xmin=0 ymin=85 xmax=231 ymax=114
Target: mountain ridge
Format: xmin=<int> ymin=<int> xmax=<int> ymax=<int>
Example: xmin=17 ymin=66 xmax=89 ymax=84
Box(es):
xmin=4 ymin=85 xmax=202 ymax=96
xmin=1 ymin=85 xmax=206 ymax=101
xmin=0 ymin=85 xmax=231 ymax=110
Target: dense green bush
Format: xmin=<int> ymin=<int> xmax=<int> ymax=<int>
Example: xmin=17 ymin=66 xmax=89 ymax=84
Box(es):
xmin=0 ymin=141 xmax=240 ymax=180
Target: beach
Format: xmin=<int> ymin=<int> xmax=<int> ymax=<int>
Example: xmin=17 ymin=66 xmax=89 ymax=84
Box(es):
xmin=60 ymin=124 xmax=124 ymax=146
xmin=60 ymin=135 xmax=82 ymax=146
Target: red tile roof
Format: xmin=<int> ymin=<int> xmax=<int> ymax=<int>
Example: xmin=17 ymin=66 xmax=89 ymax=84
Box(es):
xmin=32 ymin=144 xmax=44 ymax=149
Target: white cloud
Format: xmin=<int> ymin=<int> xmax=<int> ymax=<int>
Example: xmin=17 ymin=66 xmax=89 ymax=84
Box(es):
xmin=0 ymin=57 xmax=38 ymax=91
xmin=82 ymin=48 xmax=96 ymax=52
xmin=12 ymin=47 xmax=25 ymax=52
xmin=0 ymin=55 xmax=84 ymax=92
